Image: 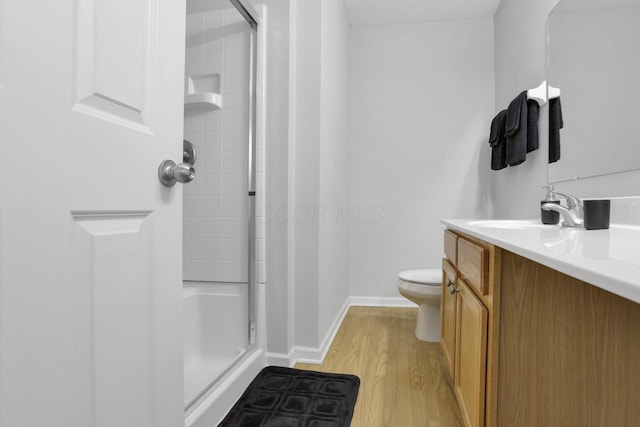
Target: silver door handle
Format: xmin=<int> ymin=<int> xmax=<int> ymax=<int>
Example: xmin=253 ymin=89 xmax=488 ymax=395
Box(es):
xmin=158 ymin=159 xmax=195 ymax=187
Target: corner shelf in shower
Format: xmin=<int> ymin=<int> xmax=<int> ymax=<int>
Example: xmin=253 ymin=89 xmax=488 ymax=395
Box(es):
xmin=184 ymin=92 xmax=222 ymax=110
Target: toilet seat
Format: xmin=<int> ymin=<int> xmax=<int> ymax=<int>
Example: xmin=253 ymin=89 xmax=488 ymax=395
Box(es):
xmin=397 ymin=280 xmax=441 ymax=299
xmin=398 ymin=269 xmax=441 ymax=285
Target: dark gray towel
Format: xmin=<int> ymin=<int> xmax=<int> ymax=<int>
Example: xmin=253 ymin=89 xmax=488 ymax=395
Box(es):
xmin=488 ymin=110 xmax=508 ymax=170
xmin=549 ymin=97 xmax=563 ymax=163
xmin=505 ymin=91 xmax=528 ymax=166
xmin=526 ymin=99 xmax=539 ymax=153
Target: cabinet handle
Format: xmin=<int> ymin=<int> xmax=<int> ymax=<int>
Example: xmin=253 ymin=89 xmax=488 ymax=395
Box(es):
xmin=449 ymin=285 xmax=459 ymax=295
xmin=447 ymin=279 xmax=455 ymax=288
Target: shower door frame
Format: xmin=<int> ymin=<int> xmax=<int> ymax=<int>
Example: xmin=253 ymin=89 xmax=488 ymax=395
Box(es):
xmin=184 ymin=0 xmax=259 ymax=412
xmin=229 ymin=0 xmax=258 ymax=349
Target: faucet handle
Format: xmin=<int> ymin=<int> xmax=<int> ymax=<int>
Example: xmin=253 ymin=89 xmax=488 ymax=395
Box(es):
xmin=555 ymin=191 xmax=581 ymax=207
xmin=555 ymin=191 xmax=584 ymax=217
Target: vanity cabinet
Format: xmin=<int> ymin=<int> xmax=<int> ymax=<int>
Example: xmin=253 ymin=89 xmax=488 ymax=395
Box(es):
xmin=496 ymin=250 xmax=640 ymax=426
xmin=443 ymin=225 xmax=640 ymax=427
xmin=441 ymin=230 xmax=499 ymax=427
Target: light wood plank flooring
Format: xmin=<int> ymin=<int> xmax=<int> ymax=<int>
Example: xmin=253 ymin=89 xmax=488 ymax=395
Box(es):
xmin=295 ymin=306 xmax=464 ymax=427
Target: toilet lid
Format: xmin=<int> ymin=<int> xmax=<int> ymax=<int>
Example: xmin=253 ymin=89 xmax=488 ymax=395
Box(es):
xmin=398 ymin=269 xmax=441 ymax=285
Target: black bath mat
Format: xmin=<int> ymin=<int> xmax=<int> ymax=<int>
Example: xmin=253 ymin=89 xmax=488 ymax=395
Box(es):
xmin=218 ymin=366 xmax=360 ymax=427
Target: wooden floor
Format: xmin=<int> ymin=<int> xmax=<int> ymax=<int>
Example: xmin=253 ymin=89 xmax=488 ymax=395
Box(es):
xmin=295 ymin=306 xmax=464 ymax=427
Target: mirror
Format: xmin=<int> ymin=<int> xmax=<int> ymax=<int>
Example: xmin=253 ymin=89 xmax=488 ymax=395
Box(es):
xmin=547 ymin=0 xmax=640 ymax=183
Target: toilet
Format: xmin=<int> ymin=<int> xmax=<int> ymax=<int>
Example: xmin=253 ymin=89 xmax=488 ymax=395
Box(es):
xmin=397 ymin=269 xmax=442 ymax=342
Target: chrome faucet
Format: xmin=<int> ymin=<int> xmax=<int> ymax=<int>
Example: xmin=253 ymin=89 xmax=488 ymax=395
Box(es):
xmin=542 ymin=191 xmax=584 ymax=228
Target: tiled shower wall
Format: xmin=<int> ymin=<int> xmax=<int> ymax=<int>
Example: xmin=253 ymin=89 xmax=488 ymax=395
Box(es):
xmin=183 ymin=6 xmax=265 ymax=284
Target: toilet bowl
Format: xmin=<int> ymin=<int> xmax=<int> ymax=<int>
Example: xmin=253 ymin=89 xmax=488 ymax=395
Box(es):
xmin=397 ymin=269 xmax=442 ymax=342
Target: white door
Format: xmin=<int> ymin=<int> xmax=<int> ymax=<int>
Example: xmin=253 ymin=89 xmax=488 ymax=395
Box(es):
xmin=0 ymin=1 xmax=186 ymax=426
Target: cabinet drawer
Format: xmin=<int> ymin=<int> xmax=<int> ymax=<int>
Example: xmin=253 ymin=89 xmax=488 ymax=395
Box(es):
xmin=444 ymin=230 xmax=458 ymax=264
xmin=457 ymin=237 xmax=489 ymax=295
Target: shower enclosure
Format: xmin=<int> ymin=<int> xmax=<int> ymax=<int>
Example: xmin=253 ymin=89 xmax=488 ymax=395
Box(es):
xmin=182 ymin=0 xmax=258 ymax=411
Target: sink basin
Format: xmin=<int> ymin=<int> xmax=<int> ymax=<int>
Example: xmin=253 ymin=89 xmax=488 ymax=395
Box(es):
xmin=466 ymin=220 xmax=557 ymax=230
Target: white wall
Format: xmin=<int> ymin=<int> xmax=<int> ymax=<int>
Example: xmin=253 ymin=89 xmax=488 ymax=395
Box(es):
xmin=292 ymin=0 xmax=351 ymax=349
xmin=349 ymin=18 xmax=495 ymax=298
xmin=292 ymin=0 xmax=321 ymax=348
xmin=245 ymin=0 xmax=293 ymax=356
xmin=318 ymin=0 xmax=351 ymax=345
xmin=250 ymin=0 xmax=351 ymax=359
xmin=493 ymin=0 xmax=640 ymax=214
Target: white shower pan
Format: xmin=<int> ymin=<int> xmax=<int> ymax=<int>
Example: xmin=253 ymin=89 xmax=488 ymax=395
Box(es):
xmin=183 ymin=282 xmax=249 ymax=407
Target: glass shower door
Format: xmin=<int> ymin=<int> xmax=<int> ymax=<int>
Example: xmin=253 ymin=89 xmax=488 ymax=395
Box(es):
xmin=182 ymin=0 xmax=257 ymax=410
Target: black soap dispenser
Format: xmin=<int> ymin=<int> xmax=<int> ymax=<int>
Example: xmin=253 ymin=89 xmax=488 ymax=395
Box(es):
xmin=541 ymin=185 xmax=560 ymax=225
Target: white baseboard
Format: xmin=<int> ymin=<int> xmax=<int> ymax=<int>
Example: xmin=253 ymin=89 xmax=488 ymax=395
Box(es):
xmin=294 ymin=296 xmax=351 ymax=365
xmin=266 ymin=348 xmax=296 ymax=367
xmin=267 ymin=296 xmax=416 ymax=367
xmin=349 ymin=296 xmax=417 ymax=308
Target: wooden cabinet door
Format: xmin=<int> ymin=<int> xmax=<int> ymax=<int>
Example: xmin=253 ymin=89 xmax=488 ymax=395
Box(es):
xmin=455 ymin=279 xmax=488 ymax=427
xmin=441 ymin=259 xmax=457 ymax=379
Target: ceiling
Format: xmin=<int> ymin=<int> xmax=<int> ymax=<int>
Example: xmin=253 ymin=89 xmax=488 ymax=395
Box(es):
xmin=343 ymin=0 xmax=503 ymax=27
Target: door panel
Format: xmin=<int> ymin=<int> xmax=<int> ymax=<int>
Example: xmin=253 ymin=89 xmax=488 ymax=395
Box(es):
xmin=0 ymin=0 xmax=185 ymax=426
xmin=73 ymin=211 xmax=154 ymax=427
xmin=73 ymin=0 xmax=157 ymax=130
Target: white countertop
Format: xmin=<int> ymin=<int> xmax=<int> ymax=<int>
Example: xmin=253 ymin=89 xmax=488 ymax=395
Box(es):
xmin=442 ymin=219 xmax=640 ymax=304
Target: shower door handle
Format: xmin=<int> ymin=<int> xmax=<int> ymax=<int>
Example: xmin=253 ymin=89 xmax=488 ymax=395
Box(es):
xmin=183 ymin=140 xmax=197 ymax=165
xmin=158 ymin=159 xmax=195 ymax=187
